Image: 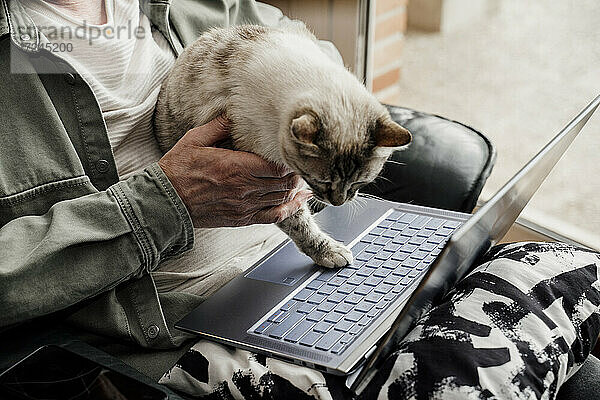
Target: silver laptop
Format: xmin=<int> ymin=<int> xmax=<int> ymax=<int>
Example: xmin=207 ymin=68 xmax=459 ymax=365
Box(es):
xmin=176 ymin=95 xmax=599 ymax=379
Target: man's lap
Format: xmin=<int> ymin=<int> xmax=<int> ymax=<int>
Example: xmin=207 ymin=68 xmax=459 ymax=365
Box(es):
xmin=159 ymin=242 xmax=600 ymax=399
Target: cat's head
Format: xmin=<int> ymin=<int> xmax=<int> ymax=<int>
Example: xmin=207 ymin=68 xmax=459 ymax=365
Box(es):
xmin=280 ymin=100 xmax=411 ymax=206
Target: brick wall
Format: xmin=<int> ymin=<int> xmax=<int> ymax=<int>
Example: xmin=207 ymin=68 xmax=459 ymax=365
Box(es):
xmin=371 ymin=0 xmax=408 ymax=104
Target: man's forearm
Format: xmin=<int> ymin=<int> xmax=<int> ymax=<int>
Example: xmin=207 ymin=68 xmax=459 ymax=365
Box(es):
xmin=0 ymin=163 xmax=193 ymax=328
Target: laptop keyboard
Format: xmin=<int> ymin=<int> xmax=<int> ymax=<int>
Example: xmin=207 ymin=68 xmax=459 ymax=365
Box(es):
xmin=249 ymin=210 xmax=462 ymax=355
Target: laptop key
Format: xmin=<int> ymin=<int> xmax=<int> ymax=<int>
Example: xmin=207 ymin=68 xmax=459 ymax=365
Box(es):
xmin=317 ymin=301 xmax=336 ymax=312
xmin=355 ymin=251 xmax=372 ymax=262
xmin=268 ymin=312 xmax=304 ymax=339
xmin=307 ymin=293 xmax=326 ymax=304
xmin=335 ymin=303 xmax=353 ymax=314
xmin=374 ymin=251 xmax=393 ymax=261
xmin=254 ymin=321 xmax=271 ymax=334
xmin=374 ymin=283 xmax=394 ymax=294
xmin=293 ymin=289 xmax=314 ymax=301
xmin=427 ymin=235 xmax=446 ymax=244
xmin=420 ymin=242 xmax=437 ymax=252
xmin=391 ymin=252 xmax=410 ymax=261
xmin=407 ymin=267 xmax=420 ymax=276
xmin=416 ymin=229 xmax=434 ymax=238
xmin=340 ymin=332 xmax=354 ymax=344
xmin=316 ymin=269 xmax=337 ymax=281
xmin=284 ymin=321 xmax=315 ymax=343
xmin=384 ymin=275 xmax=402 ymax=285
xmin=392 ymin=266 xmax=411 ymax=276
xmin=363 ymin=277 xmax=382 ymax=287
xmin=317 ymin=285 xmax=337 ymax=295
xmin=356 ymin=266 xmax=374 ymax=277
xmin=297 ymin=302 xmax=316 ymax=314
xmin=379 ymin=220 xmax=393 ymax=228
xmin=352 ymin=241 xmax=368 ymax=253
xmin=373 ymin=236 xmax=390 ymax=246
xmin=327 ymin=292 xmax=346 ymax=303
xmin=365 ymin=292 xmax=383 ymax=303
xmin=416 ymin=261 xmax=430 ymax=271
xmin=400 ymin=276 xmax=413 ymax=285
xmin=387 ymin=211 xmax=405 ymax=220
xmin=337 ymin=269 xmax=355 ymax=279
xmin=365 ymin=259 xmax=383 ymax=268
xmin=444 ymin=220 xmax=462 ymax=228
xmin=360 ymin=234 xmax=378 ymax=243
xmin=315 ymin=329 xmax=344 ymax=351
xmin=398 ymin=213 xmax=417 ymax=224
xmin=411 ymin=250 xmax=429 ymax=260
xmin=355 ymin=300 xmax=375 ymax=313
xmin=400 ymin=244 xmax=418 ymax=253
xmin=314 ymin=321 xmax=334 ymax=333
xmin=437 ymin=227 xmax=454 ymax=236
xmin=401 ymin=228 xmax=419 ymax=237
xmin=384 ymin=292 xmax=397 ymax=302
xmin=306 ymin=280 xmax=324 ymax=290
xmin=345 ymin=294 xmax=363 ymax=304
xmin=357 ymin=315 xmax=373 ymax=327
xmin=349 ymin=324 xmax=363 ymax=335
xmin=410 ymin=216 xmax=430 ymax=229
xmin=334 ymin=320 xmax=354 ymax=332
xmin=299 ymin=330 xmax=323 ymax=347
xmin=425 ymin=218 xmax=444 ymax=230
xmin=409 ymin=236 xmax=427 ymax=245
xmin=337 ymin=284 xmax=355 ymax=294
xmin=280 ymin=300 xmax=297 ymax=311
xmin=345 ymin=311 xmax=363 ymax=322
xmin=328 ymin=277 xmax=346 ymax=287
xmin=324 ymin=312 xmax=343 ymax=323
xmin=373 ymin=269 xmax=391 ymax=278
xmin=347 ymin=276 xmax=365 ymax=286
xmin=364 ymin=244 xmax=382 ymax=253
xmin=306 ymin=310 xmax=326 ymax=322
xmin=268 ymin=310 xmax=287 ymax=322
xmin=402 ymin=259 xmax=419 ymax=268
xmin=382 ymin=259 xmax=399 ymax=269
xmin=367 ymin=307 xmax=380 ymax=318
xmin=384 ymin=243 xmax=401 ymax=253
xmin=331 ymin=343 xmax=346 ymax=354
xmin=354 ymin=283 xmax=374 ymax=295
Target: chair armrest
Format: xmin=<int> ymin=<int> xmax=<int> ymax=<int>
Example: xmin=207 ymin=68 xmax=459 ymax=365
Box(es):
xmin=362 ymin=105 xmax=496 ymax=213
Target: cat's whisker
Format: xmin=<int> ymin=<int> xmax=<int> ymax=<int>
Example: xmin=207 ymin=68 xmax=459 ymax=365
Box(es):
xmin=374 ymin=175 xmax=393 ymax=185
xmin=385 ymin=160 xmax=406 ymax=166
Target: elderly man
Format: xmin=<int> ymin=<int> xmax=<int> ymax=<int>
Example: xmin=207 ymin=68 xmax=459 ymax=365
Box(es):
xmin=1 ymin=0 xmax=599 ymax=398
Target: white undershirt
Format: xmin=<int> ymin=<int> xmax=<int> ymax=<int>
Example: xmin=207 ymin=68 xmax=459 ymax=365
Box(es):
xmin=21 ymin=0 xmax=287 ymax=295
xmin=21 ymin=0 xmax=174 ymax=179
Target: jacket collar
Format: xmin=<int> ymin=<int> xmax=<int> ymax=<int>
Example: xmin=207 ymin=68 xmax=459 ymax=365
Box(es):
xmin=0 ymin=0 xmax=181 ymax=54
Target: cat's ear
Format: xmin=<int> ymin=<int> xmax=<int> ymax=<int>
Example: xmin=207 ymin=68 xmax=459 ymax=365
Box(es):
xmin=291 ymin=114 xmax=319 ymax=145
xmin=373 ymin=118 xmax=411 ymax=147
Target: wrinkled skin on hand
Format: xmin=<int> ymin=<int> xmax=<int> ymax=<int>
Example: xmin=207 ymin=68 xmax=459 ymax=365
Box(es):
xmin=158 ymin=116 xmax=312 ymax=228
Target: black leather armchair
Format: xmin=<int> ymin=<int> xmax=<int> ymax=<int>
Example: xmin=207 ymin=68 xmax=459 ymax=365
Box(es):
xmin=363 ymin=105 xmax=496 ymax=213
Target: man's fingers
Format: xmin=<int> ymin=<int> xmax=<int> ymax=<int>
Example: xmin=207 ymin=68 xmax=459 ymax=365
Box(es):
xmin=252 ymin=191 xmax=312 ymax=224
xmin=182 ymin=115 xmax=230 ymax=147
xmin=255 ymin=189 xmax=310 ymax=207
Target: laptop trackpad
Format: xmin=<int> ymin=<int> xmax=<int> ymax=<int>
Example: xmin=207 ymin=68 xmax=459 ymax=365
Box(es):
xmin=245 ymin=241 xmax=318 ymax=286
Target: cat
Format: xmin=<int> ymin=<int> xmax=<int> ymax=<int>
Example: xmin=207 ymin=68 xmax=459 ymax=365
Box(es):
xmin=153 ymin=24 xmax=411 ymax=268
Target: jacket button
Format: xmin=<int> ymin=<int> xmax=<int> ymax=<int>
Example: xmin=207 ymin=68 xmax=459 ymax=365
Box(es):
xmin=65 ymin=73 xmax=76 ymax=85
xmin=96 ymin=159 xmax=109 ymax=173
xmin=147 ymin=324 xmax=160 ymax=339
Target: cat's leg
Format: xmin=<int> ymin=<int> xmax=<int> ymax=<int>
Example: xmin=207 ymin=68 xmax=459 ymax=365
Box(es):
xmin=277 ymin=204 xmax=353 ymax=268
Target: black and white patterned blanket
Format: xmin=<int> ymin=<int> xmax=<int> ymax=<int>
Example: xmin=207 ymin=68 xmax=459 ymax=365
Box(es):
xmin=160 ymin=242 xmax=600 ymax=399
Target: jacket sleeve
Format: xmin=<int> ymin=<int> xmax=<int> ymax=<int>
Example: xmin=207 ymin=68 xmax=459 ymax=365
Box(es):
xmin=0 ymin=163 xmax=194 ymax=328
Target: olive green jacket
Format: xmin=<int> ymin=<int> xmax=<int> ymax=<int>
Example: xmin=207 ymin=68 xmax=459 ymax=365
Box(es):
xmin=0 ymin=0 xmax=338 ymax=349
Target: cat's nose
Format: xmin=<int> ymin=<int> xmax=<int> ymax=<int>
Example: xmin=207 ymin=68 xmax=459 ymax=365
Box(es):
xmin=329 ymin=193 xmax=346 ymax=206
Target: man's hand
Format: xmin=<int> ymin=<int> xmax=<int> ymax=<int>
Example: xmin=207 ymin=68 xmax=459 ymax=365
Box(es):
xmin=158 ymin=117 xmax=311 ymax=228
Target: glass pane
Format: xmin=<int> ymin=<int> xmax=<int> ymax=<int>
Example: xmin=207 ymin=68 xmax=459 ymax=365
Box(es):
xmin=394 ymin=1 xmax=600 ymax=249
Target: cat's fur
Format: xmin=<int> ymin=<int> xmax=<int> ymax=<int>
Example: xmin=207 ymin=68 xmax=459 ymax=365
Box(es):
xmin=154 ymin=25 xmax=411 ymax=268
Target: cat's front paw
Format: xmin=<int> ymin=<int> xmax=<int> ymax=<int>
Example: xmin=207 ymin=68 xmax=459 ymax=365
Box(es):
xmin=312 ymin=238 xmax=353 ymax=268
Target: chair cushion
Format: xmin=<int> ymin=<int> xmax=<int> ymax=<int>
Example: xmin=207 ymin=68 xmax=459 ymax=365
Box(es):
xmin=362 ymin=105 xmax=496 ymax=213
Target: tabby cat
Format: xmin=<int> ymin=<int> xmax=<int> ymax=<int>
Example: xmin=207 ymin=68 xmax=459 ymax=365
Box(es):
xmin=154 ymin=24 xmax=411 ymax=268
